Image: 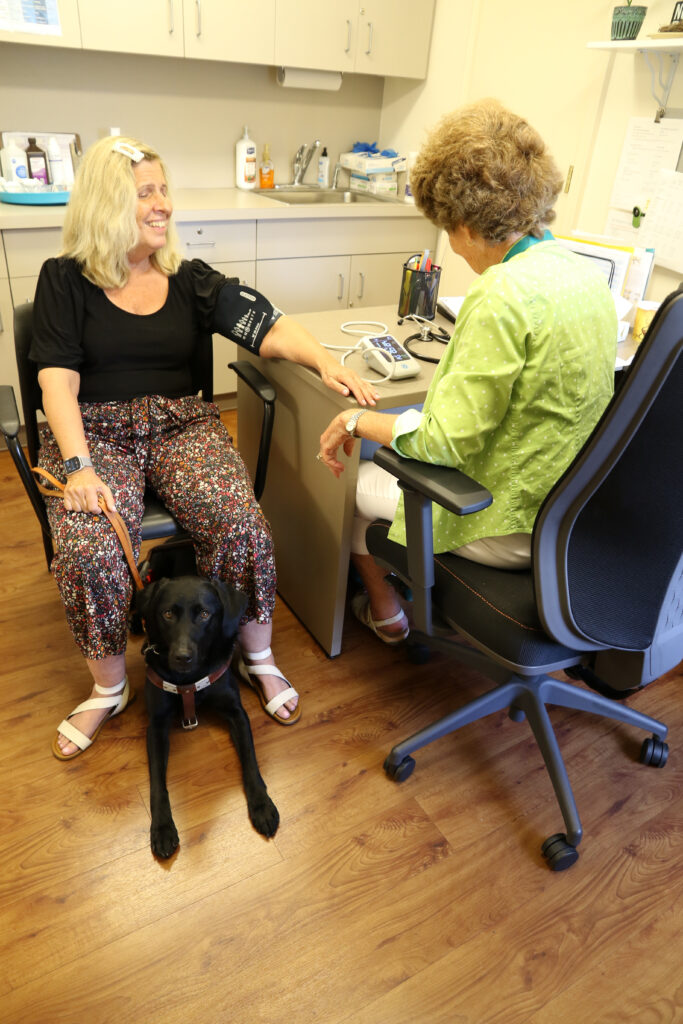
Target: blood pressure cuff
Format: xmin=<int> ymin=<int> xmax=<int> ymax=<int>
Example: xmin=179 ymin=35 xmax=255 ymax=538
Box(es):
xmin=213 ymin=281 xmax=283 ymax=354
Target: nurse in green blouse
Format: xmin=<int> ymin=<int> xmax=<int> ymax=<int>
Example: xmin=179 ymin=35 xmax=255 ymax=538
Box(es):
xmin=318 ymin=98 xmax=618 ymax=644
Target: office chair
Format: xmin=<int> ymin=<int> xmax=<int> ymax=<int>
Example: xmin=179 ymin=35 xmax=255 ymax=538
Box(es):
xmin=0 ymin=301 xmax=276 ymax=570
xmin=366 ymin=284 xmax=683 ymax=870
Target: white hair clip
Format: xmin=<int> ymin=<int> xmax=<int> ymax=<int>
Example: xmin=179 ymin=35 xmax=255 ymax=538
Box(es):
xmin=112 ymin=140 xmax=145 ymax=163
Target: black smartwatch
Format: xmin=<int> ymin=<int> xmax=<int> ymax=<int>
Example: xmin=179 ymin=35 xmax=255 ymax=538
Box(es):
xmin=64 ymin=455 xmax=94 ymax=475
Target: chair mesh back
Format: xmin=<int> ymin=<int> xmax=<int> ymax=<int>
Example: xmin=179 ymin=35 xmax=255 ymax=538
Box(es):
xmin=13 ymin=303 xmax=44 ymax=467
xmin=534 ymin=287 xmax=683 ymax=652
xmin=567 ymin=352 xmax=682 ymax=648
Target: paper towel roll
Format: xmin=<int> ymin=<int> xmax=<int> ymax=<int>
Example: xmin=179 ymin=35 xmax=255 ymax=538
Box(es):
xmin=276 ymin=66 xmax=343 ymax=91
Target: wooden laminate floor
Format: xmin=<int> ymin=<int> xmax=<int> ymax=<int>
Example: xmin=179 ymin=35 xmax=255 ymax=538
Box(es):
xmin=1 ymin=413 xmax=681 ymax=1023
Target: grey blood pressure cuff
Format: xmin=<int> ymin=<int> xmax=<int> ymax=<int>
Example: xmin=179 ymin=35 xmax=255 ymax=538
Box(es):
xmin=213 ymin=282 xmax=283 ymax=354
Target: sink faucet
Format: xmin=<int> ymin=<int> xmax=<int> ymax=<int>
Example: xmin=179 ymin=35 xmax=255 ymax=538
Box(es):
xmin=292 ymin=139 xmax=320 ymax=185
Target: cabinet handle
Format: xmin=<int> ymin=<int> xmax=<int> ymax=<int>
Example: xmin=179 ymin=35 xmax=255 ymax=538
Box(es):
xmin=365 ymin=22 xmax=373 ymax=55
xmin=357 ymin=271 xmax=365 ymax=300
xmin=337 ymin=273 xmax=345 ymax=301
xmin=0 ymin=309 xmax=3 ymax=333
xmin=168 ymin=0 xmax=174 ymax=34
xmin=195 ymin=0 xmax=201 ymax=37
xmin=186 ymin=240 xmax=216 ymax=248
xmin=345 ymin=19 xmax=352 ymax=53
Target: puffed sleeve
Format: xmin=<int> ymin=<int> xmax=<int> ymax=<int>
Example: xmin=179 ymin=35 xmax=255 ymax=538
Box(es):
xmin=185 ymin=258 xmax=283 ymax=354
xmin=30 ymin=258 xmax=87 ymax=370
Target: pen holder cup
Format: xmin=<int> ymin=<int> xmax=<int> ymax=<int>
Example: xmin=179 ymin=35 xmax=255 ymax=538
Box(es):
xmin=398 ymin=262 xmax=441 ymax=320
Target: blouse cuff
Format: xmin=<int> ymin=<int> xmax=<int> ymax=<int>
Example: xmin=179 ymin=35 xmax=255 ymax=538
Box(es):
xmin=390 ymin=408 xmax=424 ymax=454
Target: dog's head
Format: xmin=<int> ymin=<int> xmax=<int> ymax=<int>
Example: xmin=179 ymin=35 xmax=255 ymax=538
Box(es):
xmin=136 ymin=576 xmax=248 ymax=680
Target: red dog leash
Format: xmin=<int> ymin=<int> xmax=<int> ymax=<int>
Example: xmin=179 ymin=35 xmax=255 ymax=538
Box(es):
xmin=31 ymin=466 xmax=145 ymax=591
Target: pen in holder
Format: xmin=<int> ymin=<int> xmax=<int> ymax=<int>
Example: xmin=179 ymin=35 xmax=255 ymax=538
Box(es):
xmin=398 ymin=255 xmax=441 ymax=320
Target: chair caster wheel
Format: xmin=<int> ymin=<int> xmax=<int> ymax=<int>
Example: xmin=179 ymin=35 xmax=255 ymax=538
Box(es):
xmin=384 ymin=754 xmax=415 ymax=782
xmin=406 ymin=642 xmax=430 ymax=665
xmin=541 ymin=833 xmax=579 ymax=871
xmin=640 ymin=735 xmax=669 ymax=767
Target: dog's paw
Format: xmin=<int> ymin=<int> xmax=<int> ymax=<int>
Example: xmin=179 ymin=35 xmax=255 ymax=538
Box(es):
xmin=151 ymin=818 xmax=180 ymax=859
xmin=249 ymin=793 xmax=280 ymax=838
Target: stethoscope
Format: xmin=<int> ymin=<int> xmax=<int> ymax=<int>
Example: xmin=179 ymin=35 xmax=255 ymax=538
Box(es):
xmin=397 ymin=314 xmax=451 ymax=363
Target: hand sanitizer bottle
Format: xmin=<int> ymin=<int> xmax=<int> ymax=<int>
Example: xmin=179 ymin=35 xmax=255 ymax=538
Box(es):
xmin=317 ymin=147 xmax=330 ymax=188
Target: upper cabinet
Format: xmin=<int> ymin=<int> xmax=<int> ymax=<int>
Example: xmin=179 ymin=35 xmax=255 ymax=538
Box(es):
xmin=78 ymin=0 xmax=184 ymax=58
xmin=1 ymin=0 xmax=433 ymax=79
xmin=275 ymin=0 xmax=435 ymax=79
xmin=0 ymin=0 xmax=81 ymax=48
xmin=183 ymin=0 xmax=276 ymax=65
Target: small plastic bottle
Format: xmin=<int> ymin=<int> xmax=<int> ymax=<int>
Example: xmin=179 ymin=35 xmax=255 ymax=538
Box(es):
xmin=0 ymin=139 xmax=29 ymax=182
xmin=235 ymin=126 xmax=257 ymax=191
xmin=259 ymin=143 xmax=274 ymax=189
xmin=47 ymin=137 xmax=66 ymax=187
xmin=26 ymin=138 xmax=50 ymax=184
xmin=317 ymin=146 xmax=330 ymax=188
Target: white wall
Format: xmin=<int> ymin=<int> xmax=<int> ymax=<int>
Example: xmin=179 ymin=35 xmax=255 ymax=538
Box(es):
xmin=379 ymin=0 xmax=683 ymax=301
xmin=0 ymin=42 xmax=384 ymax=189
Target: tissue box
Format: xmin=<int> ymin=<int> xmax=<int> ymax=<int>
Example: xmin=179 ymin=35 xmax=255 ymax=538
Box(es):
xmin=340 ymin=152 xmax=397 ymax=175
xmin=349 ymin=172 xmax=398 ymax=196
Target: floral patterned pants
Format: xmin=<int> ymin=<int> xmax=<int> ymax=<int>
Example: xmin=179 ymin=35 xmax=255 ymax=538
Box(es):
xmin=38 ymin=395 xmax=276 ymax=660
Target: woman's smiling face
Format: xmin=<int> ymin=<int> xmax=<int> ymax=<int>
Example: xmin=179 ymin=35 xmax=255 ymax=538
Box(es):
xmin=130 ymin=159 xmax=172 ymax=262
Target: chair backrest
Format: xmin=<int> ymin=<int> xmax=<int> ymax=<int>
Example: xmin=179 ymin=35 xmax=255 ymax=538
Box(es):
xmin=533 ymin=285 xmax=683 ymax=683
xmin=13 ymin=301 xmax=215 ymax=468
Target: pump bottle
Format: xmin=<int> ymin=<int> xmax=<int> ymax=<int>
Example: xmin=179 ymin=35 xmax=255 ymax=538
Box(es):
xmin=259 ymin=143 xmax=274 ymax=189
xmin=317 ymin=147 xmax=330 ymax=188
xmin=235 ymin=126 xmax=257 ymax=190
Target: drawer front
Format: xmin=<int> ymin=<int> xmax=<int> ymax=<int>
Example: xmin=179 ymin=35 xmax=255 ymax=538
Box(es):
xmin=4 ymin=229 xmax=62 ymax=279
xmin=256 ymin=216 xmax=437 ymax=260
xmin=176 ymin=221 xmax=256 ymax=264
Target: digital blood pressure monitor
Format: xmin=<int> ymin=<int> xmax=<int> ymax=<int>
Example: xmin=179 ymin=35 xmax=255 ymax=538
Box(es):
xmin=359 ymin=334 xmax=420 ymax=380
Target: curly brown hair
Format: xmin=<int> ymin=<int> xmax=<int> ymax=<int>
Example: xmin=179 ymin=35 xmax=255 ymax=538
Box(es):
xmin=411 ymin=99 xmax=564 ymax=242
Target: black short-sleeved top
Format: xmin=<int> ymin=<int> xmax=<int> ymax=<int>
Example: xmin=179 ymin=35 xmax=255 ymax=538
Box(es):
xmin=30 ymin=257 xmax=281 ymax=403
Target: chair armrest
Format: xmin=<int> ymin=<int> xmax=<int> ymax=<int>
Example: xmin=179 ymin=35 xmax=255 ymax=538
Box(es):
xmin=373 ymin=447 xmax=492 ymax=516
xmin=229 ymin=361 xmax=276 ymax=405
xmin=228 ymin=360 xmax=276 ymax=503
xmin=0 ymin=385 xmax=20 ymax=439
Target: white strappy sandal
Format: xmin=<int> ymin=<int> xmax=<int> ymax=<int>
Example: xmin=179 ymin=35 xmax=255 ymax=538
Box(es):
xmin=52 ymin=676 xmax=136 ymax=761
xmin=236 ymin=647 xmax=301 ymax=726
xmin=351 ymin=593 xmax=410 ymax=645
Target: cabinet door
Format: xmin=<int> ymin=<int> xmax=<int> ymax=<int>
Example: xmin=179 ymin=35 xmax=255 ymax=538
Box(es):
xmin=256 ymin=256 xmax=350 ymax=314
xmin=184 ymin=0 xmax=275 ymax=64
xmin=0 ymin=278 xmax=23 ymax=420
xmin=348 ymin=251 xmax=414 ymax=308
xmin=78 ymin=0 xmax=183 ymax=57
xmin=0 ymin=0 xmax=81 ymax=47
xmin=210 ymin=261 xmax=256 ymax=396
xmin=275 ymin=0 xmax=357 ymax=73
xmin=354 ymin=0 xmax=435 ymax=79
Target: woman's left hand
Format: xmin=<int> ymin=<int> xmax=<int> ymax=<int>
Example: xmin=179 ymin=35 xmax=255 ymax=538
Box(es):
xmin=318 ymin=411 xmax=355 ymax=478
xmin=319 ymin=362 xmax=379 ymax=407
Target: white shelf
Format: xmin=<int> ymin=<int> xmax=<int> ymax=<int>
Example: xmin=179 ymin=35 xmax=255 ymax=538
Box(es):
xmin=587 ymin=39 xmax=683 ymax=54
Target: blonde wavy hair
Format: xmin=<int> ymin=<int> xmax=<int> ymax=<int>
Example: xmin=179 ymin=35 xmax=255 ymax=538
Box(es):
xmin=411 ymin=99 xmax=564 ymax=242
xmin=61 ymin=135 xmax=182 ymax=289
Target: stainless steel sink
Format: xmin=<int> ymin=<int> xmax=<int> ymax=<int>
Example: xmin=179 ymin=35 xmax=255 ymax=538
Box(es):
xmin=256 ymin=187 xmax=397 ymax=205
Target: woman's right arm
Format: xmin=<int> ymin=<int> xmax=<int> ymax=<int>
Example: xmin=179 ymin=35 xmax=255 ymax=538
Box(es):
xmin=38 ymin=367 xmax=116 ymax=514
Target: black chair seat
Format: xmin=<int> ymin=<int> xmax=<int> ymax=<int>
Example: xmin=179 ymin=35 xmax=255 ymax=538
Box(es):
xmin=366 ymin=521 xmax=580 ymax=672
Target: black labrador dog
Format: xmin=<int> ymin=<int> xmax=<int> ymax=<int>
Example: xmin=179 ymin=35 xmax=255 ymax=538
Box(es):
xmin=136 ymin=575 xmax=279 ymax=859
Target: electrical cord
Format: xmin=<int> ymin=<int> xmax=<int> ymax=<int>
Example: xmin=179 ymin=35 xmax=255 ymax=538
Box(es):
xmin=321 ymin=319 xmax=394 ymax=383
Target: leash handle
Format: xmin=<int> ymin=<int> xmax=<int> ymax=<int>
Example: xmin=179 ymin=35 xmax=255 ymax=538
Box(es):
xmin=32 ymin=466 xmax=145 ymax=592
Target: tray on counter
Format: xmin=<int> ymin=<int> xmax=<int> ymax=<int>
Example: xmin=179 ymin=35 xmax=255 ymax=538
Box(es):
xmin=0 ymin=191 xmax=70 ymax=205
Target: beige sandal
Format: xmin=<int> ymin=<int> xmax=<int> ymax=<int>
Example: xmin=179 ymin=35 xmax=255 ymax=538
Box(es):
xmin=52 ymin=677 xmax=136 ymax=761
xmin=236 ymin=647 xmax=301 ymax=726
xmin=351 ymin=593 xmax=410 ymax=645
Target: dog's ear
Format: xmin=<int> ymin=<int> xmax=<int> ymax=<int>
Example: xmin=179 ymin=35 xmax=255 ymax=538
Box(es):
xmin=210 ymin=580 xmax=248 ymax=639
xmin=135 ymin=579 xmax=162 ymax=620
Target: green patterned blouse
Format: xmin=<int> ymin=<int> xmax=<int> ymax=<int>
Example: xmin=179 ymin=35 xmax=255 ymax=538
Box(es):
xmin=388 ymin=238 xmax=618 ymax=553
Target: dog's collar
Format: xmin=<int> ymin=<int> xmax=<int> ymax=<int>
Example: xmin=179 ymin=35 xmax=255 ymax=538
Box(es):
xmin=146 ymin=658 xmax=232 ymax=730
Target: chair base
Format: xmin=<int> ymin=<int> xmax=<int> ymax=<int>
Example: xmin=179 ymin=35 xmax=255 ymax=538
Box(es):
xmin=384 ymin=665 xmax=669 ymax=869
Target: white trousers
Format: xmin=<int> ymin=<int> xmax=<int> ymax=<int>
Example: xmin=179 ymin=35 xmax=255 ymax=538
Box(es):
xmin=352 ymin=460 xmax=531 ymax=569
